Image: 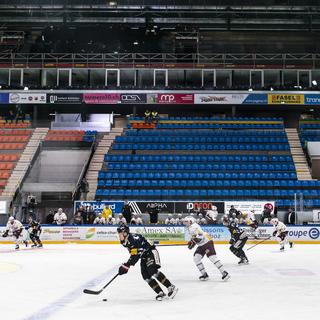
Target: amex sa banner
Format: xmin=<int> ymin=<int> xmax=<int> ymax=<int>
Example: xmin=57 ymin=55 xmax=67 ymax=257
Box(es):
xmin=268 ymin=94 xmax=304 ymax=105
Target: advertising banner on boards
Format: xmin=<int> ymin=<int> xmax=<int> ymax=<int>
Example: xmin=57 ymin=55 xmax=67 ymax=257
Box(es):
xmin=9 ymin=93 xmax=46 ymax=104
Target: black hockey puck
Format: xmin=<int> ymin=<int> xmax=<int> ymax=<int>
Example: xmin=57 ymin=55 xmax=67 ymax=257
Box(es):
xmin=102 ymin=299 xmax=108 ymax=302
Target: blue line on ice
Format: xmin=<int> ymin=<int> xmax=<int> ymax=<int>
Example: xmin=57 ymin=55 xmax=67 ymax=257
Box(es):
xmin=23 ymin=267 xmax=118 ymax=320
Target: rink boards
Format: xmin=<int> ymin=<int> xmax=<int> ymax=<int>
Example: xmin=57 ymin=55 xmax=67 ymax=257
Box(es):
xmin=0 ymin=225 xmax=320 ymax=244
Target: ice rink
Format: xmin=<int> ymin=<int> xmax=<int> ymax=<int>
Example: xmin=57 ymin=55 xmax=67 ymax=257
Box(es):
xmin=0 ymin=243 xmax=319 ymax=320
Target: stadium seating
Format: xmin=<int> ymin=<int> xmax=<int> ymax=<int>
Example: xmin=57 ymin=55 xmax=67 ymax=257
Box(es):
xmin=95 ymin=118 xmax=320 ymax=208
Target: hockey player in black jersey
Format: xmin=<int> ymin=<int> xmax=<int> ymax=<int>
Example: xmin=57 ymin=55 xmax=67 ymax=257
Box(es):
xmin=25 ymin=216 xmax=43 ymax=248
xmin=223 ymin=216 xmax=249 ymax=265
xmin=117 ymin=224 xmax=178 ymax=301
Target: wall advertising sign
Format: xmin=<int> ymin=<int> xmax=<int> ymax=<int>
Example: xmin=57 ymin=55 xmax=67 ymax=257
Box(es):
xmin=0 ymin=201 xmax=7 ymax=214
xmin=120 ymin=93 xmax=147 ymax=104
xmin=9 ymin=93 xmax=47 ymax=104
xmin=268 ymin=94 xmax=304 ymax=105
xmin=243 ymin=93 xmax=268 ymax=104
xmin=0 ymin=93 xmax=9 ymax=104
xmin=195 ymin=93 xmax=247 ymax=104
xmin=74 ymin=201 xmax=124 ymax=214
xmin=83 ymin=93 xmax=120 ymax=104
xmin=128 ymin=201 xmax=175 ymax=214
xmin=175 ymin=201 xmax=225 ymax=213
xmin=224 ymin=201 xmax=275 ymax=214
xmin=47 ymin=94 xmax=82 ymax=104
xmin=305 ymin=94 xmax=320 ymax=105
xmin=157 ymin=93 xmax=194 ymax=104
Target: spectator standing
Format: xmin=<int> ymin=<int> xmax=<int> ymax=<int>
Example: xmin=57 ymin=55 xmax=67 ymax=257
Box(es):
xmin=122 ymin=202 xmax=133 ymax=223
xmin=101 ymin=205 xmax=113 ymax=221
xmin=144 ymin=109 xmax=152 ymax=123
xmin=45 ymin=211 xmax=55 ymax=224
xmin=87 ymin=205 xmax=96 ymax=224
xmin=286 ymin=208 xmax=296 ymax=225
xmin=73 ymin=212 xmax=83 ymax=225
xmin=148 ymin=205 xmax=159 ymax=224
xmin=151 ymin=110 xmax=159 ymax=123
xmin=79 ymin=178 xmax=89 ymax=201
xmin=54 ymin=208 xmax=67 ymax=225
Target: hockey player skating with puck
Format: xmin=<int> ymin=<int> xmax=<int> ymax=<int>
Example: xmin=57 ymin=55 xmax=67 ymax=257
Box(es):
xmin=25 ymin=216 xmax=43 ymax=248
xmin=184 ymin=216 xmax=230 ymax=281
xmin=270 ymin=218 xmax=293 ymax=251
xmin=2 ymin=216 xmax=28 ymax=250
xmin=223 ymin=215 xmax=249 ymax=265
xmin=117 ymin=224 xmax=178 ymax=301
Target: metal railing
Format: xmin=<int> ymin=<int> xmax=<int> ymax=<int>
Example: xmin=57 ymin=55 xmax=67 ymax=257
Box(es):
xmin=0 ymin=52 xmax=319 ymax=69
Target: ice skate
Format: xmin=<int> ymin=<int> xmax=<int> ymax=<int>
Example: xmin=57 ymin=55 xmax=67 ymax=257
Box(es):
xmin=199 ymin=272 xmax=209 ymax=281
xmin=167 ymin=285 xmax=178 ymax=299
xmin=155 ymin=291 xmax=166 ymax=301
xmin=222 ymin=271 xmax=230 ymax=281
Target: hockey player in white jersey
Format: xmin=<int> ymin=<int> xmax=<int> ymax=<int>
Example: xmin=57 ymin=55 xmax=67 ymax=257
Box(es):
xmin=2 ymin=216 xmax=28 ymax=250
xmin=271 ymin=218 xmax=293 ymax=251
xmin=184 ymin=216 xmax=230 ymax=281
xmin=115 ymin=213 xmax=127 ymax=225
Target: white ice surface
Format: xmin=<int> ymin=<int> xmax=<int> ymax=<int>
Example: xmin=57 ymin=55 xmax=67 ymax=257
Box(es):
xmin=0 ymin=244 xmax=319 ymax=320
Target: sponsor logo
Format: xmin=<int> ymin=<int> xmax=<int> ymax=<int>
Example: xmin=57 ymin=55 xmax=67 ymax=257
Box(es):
xmin=309 ymin=228 xmax=320 ymax=239
xmin=268 ymin=94 xmax=304 ymax=105
xmin=42 ymin=229 xmax=61 ymax=234
xmin=187 ymin=202 xmax=214 ymax=210
xmin=146 ymin=203 xmax=168 ymax=209
xmin=9 ymin=93 xmax=20 ymax=103
xmin=288 ymin=230 xmax=308 ymax=238
xmin=86 ymin=227 xmax=96 ymax=239
xmin=200 ymin=96 xmax=227 ymax=103
xmin=49 ymin=95 xmax=58 ymax=103
xmin=121 ymin=95 xmax=141 ymax=102
xmin=159 ymin=94 xmax=175 ymax=102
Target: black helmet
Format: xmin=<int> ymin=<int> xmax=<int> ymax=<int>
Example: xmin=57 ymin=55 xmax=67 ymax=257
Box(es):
xmin=117 ymin=224 xmax=129 ymax=234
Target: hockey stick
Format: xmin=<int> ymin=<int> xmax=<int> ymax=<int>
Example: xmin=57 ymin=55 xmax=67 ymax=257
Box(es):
xmin=83 ymin=273 xmax=119 ymax=295
xmin=246 ymin=236 xmax=272 ymax=251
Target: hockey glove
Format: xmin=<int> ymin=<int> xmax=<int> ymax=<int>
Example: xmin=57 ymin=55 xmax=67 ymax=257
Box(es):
xmin=118 ymin=263 xmax=130 ymax=275
xmin=229 ymin=238 xmax=235 ymax=245
xmin=272 ymin=231 xmax=277 ymax=237
xmin=2 ymin=230 xmax=8 ymax=237
xmin=187 ymin=239 xmax=196 ymax=250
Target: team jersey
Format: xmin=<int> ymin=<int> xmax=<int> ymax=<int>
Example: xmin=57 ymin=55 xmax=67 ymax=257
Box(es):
xmin=5 ymin=220 xmax=23 ymax=234
xmin=227 ymin=221 xmax=247 ymax=242
xmin=120 ymin=233 xmax=154 ymax=266
xmin=274 ymin=221 xmax=287 ymax=235
xmin=93 ymin=217 xmax=105 ymax=225
xmin=26 ymin=220 xmax=42 ymax=233
xmin=187 ymin=222 xmax=212 ymax=246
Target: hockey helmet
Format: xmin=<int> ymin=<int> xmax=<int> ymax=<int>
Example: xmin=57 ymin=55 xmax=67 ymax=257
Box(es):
xmin=183 ymin=216 xmax=195 ymax=226
xmin=222 ymin=215 xmax=230 ymax=226
xmin=117 ymin=224 xmax=130 ymax=234
xmin=270 ymin=217 xmax=279 ymax=226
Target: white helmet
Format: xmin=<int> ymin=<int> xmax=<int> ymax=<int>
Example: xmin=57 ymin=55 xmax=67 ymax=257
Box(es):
xmin=183 ymin=216 xmax=195 ymax=226
xmin=8 ymin=216 xmax=14 ymax=223
xmin=211 ymin=205 xmax=217 ymax=211
xmin=270 ymin=217 xmax=279 ymax=226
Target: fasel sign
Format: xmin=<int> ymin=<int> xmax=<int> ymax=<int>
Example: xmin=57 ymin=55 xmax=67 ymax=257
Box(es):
xmin=157 ymin=94 xmax=194 ymax=104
